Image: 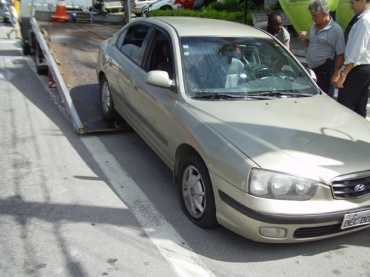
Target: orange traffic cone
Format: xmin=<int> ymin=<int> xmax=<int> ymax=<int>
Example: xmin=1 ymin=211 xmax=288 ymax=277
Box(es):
xmin=51 ymin=0 xmax=70 ymax=23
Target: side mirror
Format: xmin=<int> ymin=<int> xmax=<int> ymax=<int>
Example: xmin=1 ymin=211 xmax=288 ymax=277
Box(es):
xmin=145 ymin=70 xmax=175 ymax=88
xmin=306 ymin=68 xmax=317 ymax=83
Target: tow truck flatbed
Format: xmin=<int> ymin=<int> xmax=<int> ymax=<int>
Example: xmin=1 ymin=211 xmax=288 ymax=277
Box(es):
xmin=37 ymin=22 xmax=127 ymax=133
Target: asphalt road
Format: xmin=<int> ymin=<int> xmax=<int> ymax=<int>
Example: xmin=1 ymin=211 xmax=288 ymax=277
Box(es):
xmin=1 ymin=21 xmax=370 ymax=277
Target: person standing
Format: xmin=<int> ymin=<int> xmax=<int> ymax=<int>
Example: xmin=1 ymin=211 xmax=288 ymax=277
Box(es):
xmin=6 ymin=0 xmax=20 ymax=39
xmin=298 ymin=0 xmax=345 ymax=96
xmin=255 ymin=12 xmax=291 ymax=49
xmin=336 ymin=0 xmax=370 ymax=117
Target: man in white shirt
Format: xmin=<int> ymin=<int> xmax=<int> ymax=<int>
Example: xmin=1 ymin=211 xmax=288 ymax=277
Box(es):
xmin=336 ymin=0 xmax=370 ymax=117
xmin=255 ymin=12 xmax=290 ymax=49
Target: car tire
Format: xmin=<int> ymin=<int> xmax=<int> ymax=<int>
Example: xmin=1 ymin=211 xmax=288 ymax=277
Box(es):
xmin=35 ymin=41 xmax=48 ymax=75
xmin=135 ymin=13 xmax=141 ymax=17
xmin=22 ymin=38 xmax=31 ymax=56
xmin=142 ymin=7 xmax=148 ymax=17
xmin=100 ymin=75 xmax=120 ymax=120
xmin=179 ymin=153 xmax=218 ymax=229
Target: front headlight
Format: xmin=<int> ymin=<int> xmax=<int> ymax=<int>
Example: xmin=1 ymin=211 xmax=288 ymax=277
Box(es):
xmin=249 ymin=169 xmax=318 ymax=200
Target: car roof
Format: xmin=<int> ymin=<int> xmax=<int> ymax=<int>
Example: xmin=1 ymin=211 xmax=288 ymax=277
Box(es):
xmin=135 ymin=17 xmax=271 ymax=38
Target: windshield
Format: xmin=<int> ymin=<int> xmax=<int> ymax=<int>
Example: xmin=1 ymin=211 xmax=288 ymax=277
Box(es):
xmin=180 ymin=37 xmax=320 ymax=99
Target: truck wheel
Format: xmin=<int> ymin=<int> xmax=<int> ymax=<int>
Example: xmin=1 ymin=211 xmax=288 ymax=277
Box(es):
xmin=35 ymin=42 xmax=48 ymax=75
xmin=22 ymin=38 xmax=31 ymax=56
xmin=100 ymin=75 xmax=119 ymax=120
xmin=179 ymin=153 xmax=218 ymax=229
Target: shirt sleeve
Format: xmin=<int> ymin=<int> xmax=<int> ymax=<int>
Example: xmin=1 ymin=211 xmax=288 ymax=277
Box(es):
xmin=282 ymin=27 xmax=290 ymax=49
xmin=333 ymin=24 xmax=346 ymax=55
xmin=345 ymin=19 xmax=370 ymax=65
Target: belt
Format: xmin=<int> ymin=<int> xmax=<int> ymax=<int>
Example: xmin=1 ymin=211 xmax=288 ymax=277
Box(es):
xmin=323 ymin=58 xmax=333 ymax=66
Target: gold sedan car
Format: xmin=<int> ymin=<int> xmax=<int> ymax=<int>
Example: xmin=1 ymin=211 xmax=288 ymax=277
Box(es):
xmin=96 ymin=17 xmax=370 ymax=243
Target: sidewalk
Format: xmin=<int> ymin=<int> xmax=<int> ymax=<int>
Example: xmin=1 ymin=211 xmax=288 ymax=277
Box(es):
xmin=0 ymin=22 xmax=178 ymax=277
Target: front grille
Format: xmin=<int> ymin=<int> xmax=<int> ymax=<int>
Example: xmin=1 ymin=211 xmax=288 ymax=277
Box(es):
xmin=294 ymin=224 xmax=365 ymax=238
xmin=332 ymin=172 xmax=370 ymax=199
xmin=294 ymin=224 xmax=341 ymax=238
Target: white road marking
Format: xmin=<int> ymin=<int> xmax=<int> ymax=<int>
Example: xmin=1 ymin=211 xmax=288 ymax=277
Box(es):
xmin=81 ymin=136 xmax=215 ymax=277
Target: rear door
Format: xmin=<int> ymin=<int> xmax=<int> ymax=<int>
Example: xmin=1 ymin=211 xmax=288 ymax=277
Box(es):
xmin=106 ymin=23 xmax=151 ymax=120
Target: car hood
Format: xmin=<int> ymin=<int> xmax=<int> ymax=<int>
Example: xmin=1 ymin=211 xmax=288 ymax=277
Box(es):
xmin=188 ymin=94 xmax=370 ymax=184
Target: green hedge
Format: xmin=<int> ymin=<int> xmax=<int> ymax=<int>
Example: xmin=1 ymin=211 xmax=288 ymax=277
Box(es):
xmin=149 ymin=9 xmax=252 ymax=24
xmin=148 ymin=0 xmax=261 ymax=25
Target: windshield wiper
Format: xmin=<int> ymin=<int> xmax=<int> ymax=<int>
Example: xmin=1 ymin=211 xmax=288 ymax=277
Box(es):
xmin=248 ymin=91 xmax=312 ymax=98
xmin=192 ymin=93 xmax=275 ymax=100
xmin=192 ymin=94 xmax=246 ymax=100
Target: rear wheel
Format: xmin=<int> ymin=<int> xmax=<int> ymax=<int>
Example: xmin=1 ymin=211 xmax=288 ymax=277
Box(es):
xmin=100 ymin=75 xmax=120 ymax=120
xmin=22 ymin=38 xmax=31 ymax=56
xmin=179 ymin=154 xmax=218 ymax=229
xmin=35 ymin=41 xmax=48 ymax=75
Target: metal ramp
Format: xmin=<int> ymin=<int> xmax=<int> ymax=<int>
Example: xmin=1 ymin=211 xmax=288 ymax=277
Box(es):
xmin=35 ymin=21 xmax=126 ymax=134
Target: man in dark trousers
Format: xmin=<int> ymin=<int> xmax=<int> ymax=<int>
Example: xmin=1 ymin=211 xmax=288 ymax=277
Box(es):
xmin=298 ymin=0 xmax=345 ymax=96
xmin=336 ymin=0 xmax=370 ymax=118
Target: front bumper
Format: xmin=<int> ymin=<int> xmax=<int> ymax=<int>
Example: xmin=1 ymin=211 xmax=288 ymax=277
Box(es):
xmin=212 ymin=174 xmax=370 ymax=243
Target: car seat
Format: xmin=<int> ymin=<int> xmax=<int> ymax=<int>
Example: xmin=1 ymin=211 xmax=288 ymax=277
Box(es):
xmin=156 ymin=42 xmax=173 ymax=79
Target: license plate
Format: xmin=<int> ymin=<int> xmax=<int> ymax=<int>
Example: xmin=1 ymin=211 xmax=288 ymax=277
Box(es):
xmin=341 ymin=210 xmax=370 ymax=229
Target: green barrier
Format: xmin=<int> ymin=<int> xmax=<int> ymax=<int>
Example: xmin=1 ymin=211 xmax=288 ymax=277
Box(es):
xmin=279 ymin=0 xmax=313 ymax=35
xmin=278 ymin=0 xmax=343 ymax=35
xmin=336 ymin=0 xmax=355 ymax=30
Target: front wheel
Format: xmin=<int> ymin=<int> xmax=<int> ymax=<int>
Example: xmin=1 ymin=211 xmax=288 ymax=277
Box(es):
xmin=100 ymin=75 xmax=119 ymax=120
xmin=179 ymin=154 xmax=218 ymax=229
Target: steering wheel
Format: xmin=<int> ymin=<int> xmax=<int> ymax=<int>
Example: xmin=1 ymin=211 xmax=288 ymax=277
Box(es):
xmin=245 ymin=63 xmax=272 ymax=79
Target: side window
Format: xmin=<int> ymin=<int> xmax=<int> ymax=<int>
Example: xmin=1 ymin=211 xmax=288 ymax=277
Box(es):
xmin=146 ymin=30 xmax=174 ymax=79
xmin=116 ymin=25 xmax=150 ymax=64
xmin=116 ymin=29 xmax=128 ymax=49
